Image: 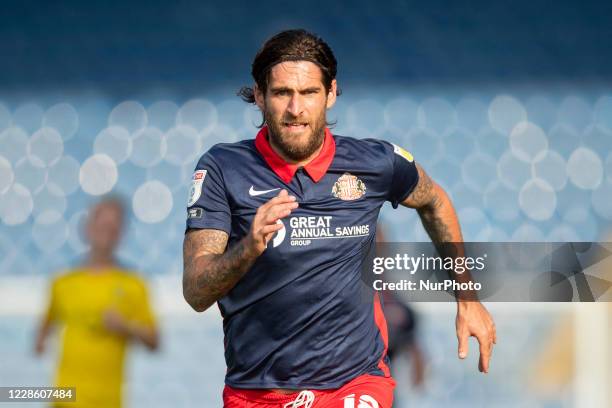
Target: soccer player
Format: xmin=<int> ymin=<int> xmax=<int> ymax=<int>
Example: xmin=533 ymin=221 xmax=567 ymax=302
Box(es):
xmin=35 ymin=197 xmax=159 ymax=408
xmin=183 ymin=29 xmax=496 ymax=408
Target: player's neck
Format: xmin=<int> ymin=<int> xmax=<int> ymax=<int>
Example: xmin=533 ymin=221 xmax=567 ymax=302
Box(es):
xmin=85 ymin=250 xmax=118 ymax=271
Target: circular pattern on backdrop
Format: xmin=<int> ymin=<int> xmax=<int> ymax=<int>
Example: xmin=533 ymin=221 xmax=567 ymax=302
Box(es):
xmin=0 ymin=183 xmax=33 ymax=225
xmin=407 ymin=128 xmax=443 ymax=165
xmin=509 ymin=122 xmax=548 ymax=162
xmin=531 ymin=150 xmax=567 ymax=191
xmin=556 ymin=184 xmax=591 ymax=222
xmin=385 ymin=98 xmax=419 ymax=132
xmin=557 ymin=96 xmax=592 ymax=131
xmin=582 ymin=124 xmax=611 ymax=154
xmin=461 ymin=152 xmax=497 ymax=193
xmin=442 ymin=127 xmax=476 ymax=160
xmin=594 ymin=95 xmax=612 ymax=129
xmin=457 ymin=207 xmax=490 ymax=241
xmin=547 ymin=123 xmax=579 ymax=159
xmin=519 ymin=178 xmax=557 ymax=221
xmin=567 ymin=147 xmax=603 ymax=190
xmin=564 ymin=210 xmax=599 ymax=241
xmin=79 ymin=154 xmax=118 ymax=196
xmin=147 ymin=100 xmax=179 ymax=131
xmin=476 ymin=226 xmax=510 ymax=241
xmin=455 ymin=97 xmax=487 ymax=132
xmin=47 ymin=155 xmax=80 ymax=195
xmin=430 ymin=160 xmax=461 ymax=191
xmin=177 ymin=99 xmax=217 ymax=133
xmin=497 ymin=150 xmax=532 ymax=191
xmin=108 ymin=101 xmax=147 ymax=133
xmin=488 ymin=95 xmax=527 ymax=135
xmin=547 ymin=224 xmax=580 ymax=242
xmin=0 ymin=232 xmax=13 ymax=261
xmin=203 ymin=124 xmax=239 ymax=148
xmin=12 ymin=103 xmax=44 ymax=133
xmin=512 ymin=223 xmax=545 ymax=242
xmin=33 ymin=184 xmax=67 ymax=218
xmin=147 ymin=161 xmax=186 ymax=192
xmin=346 ymin=99 xmax=386 ymax=133
xmin=524 ymin=95 xmax=557 ymax=130
xmin=43 ymin=103 xmax=79 ymax=141
xmin=217 ymin=99 xmax=250 ymax=129
xmin=130 ymin=127 xmax=165 ymax=168
xmin=0 ymin=156 xmax=13 ymax=194
xmin=0 ymin=126 xmax=29 ymax=163
xmin=417 ymin=97 xmax=456 ymax=134
xmin=483 ymin=181 xmax=519 ymax=221
xmin=28 ymin=127 xmax=64 ymax=166
xmin=164 ymin=126 xmax=201 ymax=166
xmin=476 ymin=126 xmax=507 ymax=158
xmin=94 ymin=126 xmax=132 ymax=165
xmin=591 ymin=182 xmax=612 ymax=220
xmin=14 ymin=156 xmax=46 ymax=193
xmin=3 ymin=94 xmax=610 ymax=277
xmin=132 ymin=180 xmax=173 ymax=223
xmin=32 ymin=211 xmax=68 ymax=253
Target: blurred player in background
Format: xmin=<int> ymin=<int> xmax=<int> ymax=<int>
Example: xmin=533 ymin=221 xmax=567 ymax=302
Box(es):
xmin=375 ymin=226 xmax=426 ymax=397
xmin=35 ymin=197 xmax=159 ymax=408
xmin=382 ymin=290 xmax=427 ymax=400
xmin=183 ymin=29 xmax=495 ymax=407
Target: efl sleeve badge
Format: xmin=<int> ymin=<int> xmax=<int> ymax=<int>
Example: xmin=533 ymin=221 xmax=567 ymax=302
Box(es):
xmin=187 ymin=170 xmax=207 ymax=207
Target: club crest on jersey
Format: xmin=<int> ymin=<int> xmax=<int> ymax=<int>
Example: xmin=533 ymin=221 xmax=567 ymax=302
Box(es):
xmin=392 ymin=143 xmax=414 ymax=162
xmin=187 ymin=170 xmax=207 ymax=207
xmin=332 ymin=173 xmax=366 ymax=201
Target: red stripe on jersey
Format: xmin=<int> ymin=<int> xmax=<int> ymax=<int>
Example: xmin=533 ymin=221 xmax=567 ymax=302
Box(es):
xmin=373 ymin=291 xmax=391 ymax=377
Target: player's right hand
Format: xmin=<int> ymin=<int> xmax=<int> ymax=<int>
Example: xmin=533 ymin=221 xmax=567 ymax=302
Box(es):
xmin=245 ymin=189 xmax=298 ymax=255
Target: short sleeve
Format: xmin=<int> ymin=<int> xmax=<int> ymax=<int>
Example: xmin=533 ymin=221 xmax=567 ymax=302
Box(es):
xmin=385 ymin=142 xmax=419 ymax=208
xmin=186 ymin=150 xmax=231 ymax=233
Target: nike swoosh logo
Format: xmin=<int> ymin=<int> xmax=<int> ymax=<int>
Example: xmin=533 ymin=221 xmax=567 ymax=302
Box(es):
xmin=249 ymin=186 xmax=281 ymax=196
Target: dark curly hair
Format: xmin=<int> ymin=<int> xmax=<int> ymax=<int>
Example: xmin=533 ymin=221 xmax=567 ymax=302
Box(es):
xmin=238 ymin=29 xmax=341 ymax=104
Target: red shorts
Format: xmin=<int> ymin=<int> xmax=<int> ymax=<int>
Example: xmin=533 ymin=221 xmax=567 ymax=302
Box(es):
xmin=223 ymin=374 xmax=395 ymax=408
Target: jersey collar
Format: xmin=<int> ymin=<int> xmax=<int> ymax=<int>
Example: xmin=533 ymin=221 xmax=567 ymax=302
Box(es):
xmin=255 ymin=126 xmax=336 ymax=183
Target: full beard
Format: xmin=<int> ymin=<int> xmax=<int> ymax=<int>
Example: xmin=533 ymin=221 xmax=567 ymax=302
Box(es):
xmin=265 ymin=109 xmax=326 ymax=162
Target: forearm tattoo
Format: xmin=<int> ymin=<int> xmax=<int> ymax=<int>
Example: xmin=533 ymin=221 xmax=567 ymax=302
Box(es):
xmin=405 ymin=165 xmax=471 ymax=297
xmin=417 ymin=199 xmax=454 ymax=244
xmin=183 ymin=229 xmax=257 ymax=311
xmin=405 ymin=164 xmax=460 ymax=244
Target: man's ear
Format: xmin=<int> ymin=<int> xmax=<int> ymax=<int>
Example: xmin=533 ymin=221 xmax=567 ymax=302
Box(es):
xmin=326 ymin=79 xmax=337 ymax=109
xmin=254 ymin=84 xmax=265 ymax=111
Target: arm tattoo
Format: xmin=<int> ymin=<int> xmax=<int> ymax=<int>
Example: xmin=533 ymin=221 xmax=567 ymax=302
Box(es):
xmin=418 ymin=207 xmax=454 ymax=243
xmin=402 ymin=164 xmax=460 ymax=244
xmin=402 ymin=164 xmax=474 ymax=300
xmin=183 ymin=229 xmax=258 ymax=312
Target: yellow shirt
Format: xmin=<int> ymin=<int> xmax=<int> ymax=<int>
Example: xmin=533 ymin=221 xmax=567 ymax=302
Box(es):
xmin=46 ymin=268 xmax=156 ymax=408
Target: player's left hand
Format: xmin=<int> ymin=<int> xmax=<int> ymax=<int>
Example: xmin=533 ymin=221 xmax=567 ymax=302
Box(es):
xmin=456 ymin=301 xmax=496 ymax=373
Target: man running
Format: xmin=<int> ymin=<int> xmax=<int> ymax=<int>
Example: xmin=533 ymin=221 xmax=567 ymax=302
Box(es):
xmin=183 ymin=29 xmax=496 ymax=408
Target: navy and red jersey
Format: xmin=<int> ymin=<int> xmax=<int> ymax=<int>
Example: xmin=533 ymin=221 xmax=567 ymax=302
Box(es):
xmin=185 ymin=126 xmax=419 ymax=390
